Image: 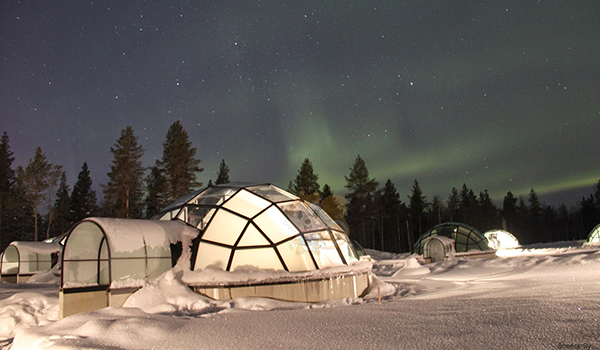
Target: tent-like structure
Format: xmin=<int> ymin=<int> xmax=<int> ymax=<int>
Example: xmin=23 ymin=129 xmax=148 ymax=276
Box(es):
xmin=414 ymin=222 xmax=492 ymax=255
xmin=484 ymin=229 xmax=520 ymax=249
xmin=587 ymin=224 xmax=600 ymax=245
xmin=154 ymin=183 xmax=359 ymax=272
xmin=0 ymin=241 xmax=61 ymax=283
xmin=60 ymin=217 xmax=196 ymax=318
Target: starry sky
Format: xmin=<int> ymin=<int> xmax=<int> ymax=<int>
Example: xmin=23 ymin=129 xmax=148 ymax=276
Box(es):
xmin=1 ymin=0 xmax=599 ymax=206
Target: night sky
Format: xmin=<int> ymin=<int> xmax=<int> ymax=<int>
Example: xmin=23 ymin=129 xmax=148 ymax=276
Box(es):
xmin=1 ymin=1 xmax=599 ymax=206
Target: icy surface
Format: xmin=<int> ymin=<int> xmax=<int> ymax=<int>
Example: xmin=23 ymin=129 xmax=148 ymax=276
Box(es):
xmin=1 ymin=243 xmax=600 ymax=349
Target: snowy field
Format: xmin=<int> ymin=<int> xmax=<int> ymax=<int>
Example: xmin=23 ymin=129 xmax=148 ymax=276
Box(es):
xmin=1 ymin=242 xmax=600 ymax=350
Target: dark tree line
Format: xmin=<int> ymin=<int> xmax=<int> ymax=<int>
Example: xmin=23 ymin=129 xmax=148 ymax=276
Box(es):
xmin=2 ymin=125 xmax=599 ymax=253
xmin=287 ymin=155 xmax=600 ymax=253
xmin=0 ymin=121 xmax=206 ymax=251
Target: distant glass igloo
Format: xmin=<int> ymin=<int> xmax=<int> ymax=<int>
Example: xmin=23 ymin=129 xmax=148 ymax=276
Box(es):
xmin=414 ymin=222 xmax=492 ymax=255
xmin=587 ymin=224 xmax=600 ymax=245
xmin=484 ymin=229 xmax=520 ymax=249
xmin=154 ymin=183 xmax=358 ymax=272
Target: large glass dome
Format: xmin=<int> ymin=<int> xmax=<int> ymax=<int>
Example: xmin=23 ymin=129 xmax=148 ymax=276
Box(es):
xmin=154 ymin=183 xmax=358 ymax=272
xmin=414 ymin=222 xmax=491 ymax=255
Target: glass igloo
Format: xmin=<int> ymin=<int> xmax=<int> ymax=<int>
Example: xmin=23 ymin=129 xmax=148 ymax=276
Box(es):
xmin=154 ymin=183 xmax=358 ymax=272
xmin=587 ymin=224 xmax=600 ymax=244
xmin=414 ymin=222 xmax=492 ymax=255
xmin=484 ymin=229 xmax=520 ymax=249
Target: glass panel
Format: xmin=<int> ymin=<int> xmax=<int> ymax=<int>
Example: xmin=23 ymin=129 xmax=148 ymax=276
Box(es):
xmin=1 ymin=246 xmax=19 ymax=274
xmin=181 ymin=206 xmax=216 ymax=230
xmin=253 ymin=206 xmax=299 ymax=244
xmin=37 ymin=260 xmax=52 ymax=271
xmin=63 ymin=221 xmax=105 ymax=260
xmin=202 ymin=209 xmax=249 ymax=246
xmin=63 ymin=261 xmax=99 ymax=285
xmin=155 ymin=209 xmax=179 ymax=221
xmin=309 ymin=202 xmax=344 ymax=231
xmin=112 ymin=259 xmax=146 ymax=282
xmin=332 ymin=231 xmax=357 ymax=264
xmin=279 ymin=201 xmax=327 ymax=232
xmin=147 ymin=257 xmax=173 ymax=279
xmin=222 ymin=189 xmax=271 ymax=219
xmin=237 ymin=223 xmax=271 ymax=247
xmin=160 ymin=188 xmax=204 ymax=213
xmin=190 ymin=187 xmax=237 ymax=206
xmin=99 ymin=260 xmax=109 ymax=285
xmin=277 ymin=236 xmax=317 ymax=272
xmin=100 ymin=239 xmax=108 ymax=259
xmin=194 ymin=242 xmax=232 ymax=270
xmin=306 ymin=230 xmax=344 ymax=269
xmin=247 ymin=184 xmax=297 ymax=203
xmin=230 ymin=248 xmax=284 ymax=271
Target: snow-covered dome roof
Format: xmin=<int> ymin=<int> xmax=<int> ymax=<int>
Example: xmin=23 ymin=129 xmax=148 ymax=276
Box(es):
xmin=587 ymin=224 xmax=600 ymax=244
xmin=1 ymin=241 xmax=61 ymax=277
xmin=414 ymin=222 xmax=491 ymax=254
xmin=154 ymin=183 xmax=358 ymax=272
xmin=61 ymin=218 xmax=195 ymax=288
xmin=484 ymin=229 xmax=520 ymax=249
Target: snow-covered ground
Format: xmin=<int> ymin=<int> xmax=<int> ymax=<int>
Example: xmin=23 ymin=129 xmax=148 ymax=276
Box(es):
xmin=1 ymin=242 xmax=600 ymax=350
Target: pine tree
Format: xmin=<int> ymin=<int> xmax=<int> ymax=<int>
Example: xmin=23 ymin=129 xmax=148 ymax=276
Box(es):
xmin=70 ymin=162 xmax=98 ymax=223
xmin=9 ymin=173 xmax=34 ymax=244
xmin=144 ymin=161 xmax=169 ymax=218
xmin=528 ymin=188 xmax=542 ymax=243
xmin=344 ymin=155 xmax=378 ymax=247
xmin=516 ymin=197 xmax=529 ymax=243
xmin=502 ymin=191 xmax=517 ymax=232
xmin=215 ymin=159 xmax=230 ymax=185
xmin=459 ymin=184 xmax=478 ymax=225
xmin=0 ymin=132 xmax=16 ymax=248
xmin=381 ymin=179 xmax=402 ymax=252
xmin=18 ymin=147 xmax=62 ymax=241
xmin=159 ymin=121 xmax=203 ymax=201
xmin=321 ymin=184 xmax=333 ymax=200
xmin=478 ymin=190 xmax=498 ymax=232
xmin=428 ymin=195 xmax=445 ymax=226
xmin=291 ymin=158 xmax=320 ymax=199
xmin=53 ymin=172 xmax=71 ymax=235
xmin=103 ymin=126 xmax=145 ymax=219
xmin=408 ymin=179 xmax=427 ymax=250
xmin=447 ymin=187 xmax=460 ymax=222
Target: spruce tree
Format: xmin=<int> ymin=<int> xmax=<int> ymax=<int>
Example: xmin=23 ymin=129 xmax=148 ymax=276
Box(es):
xmin=53 ymin=172 xmax=71 ymax=235
xmin=9 ymin=172 xmax=34 ymax=244
xmin=428 ymin=195 xmax=444 ymax=226
xmin=18 ymin=147 xmax=62 ymax=241
xmin=407 ymin=179 xmax=427 ymax=250
xmin=321 ymin=184 xmax=333 ymax=200
xmin=478 ymin=190 xmax=498 ymax=232
xmin=291 ymin=158 xmax=320 ymax=199
xmin=0 ymin=132 xmax=16 ymax=248
xmin=215 ymin=159 xmax=230 ymax=185
xmin=70 ymin=162 xmax=98 ymax=223
xmin=459 ymin=184 xmax=478 ymax=225
xmin=381 ymin=179 xmax=402 ymax=252
xmin=502 ymin=191 xmax=517 ymax=232
xmin=447 ymin=187 xmax=460 ymax=222
xmin=159 ymin=121 xmax=203 ymax=201
xmin=344 ymin=155 xmax=378 ymax=247
xmin=144 ymin=161 xmax=168 ymax=218
xmin=103 ymin=126 xmax=145 ymax=219
xmin=528 ymin=188 xmax=542 ymax=243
